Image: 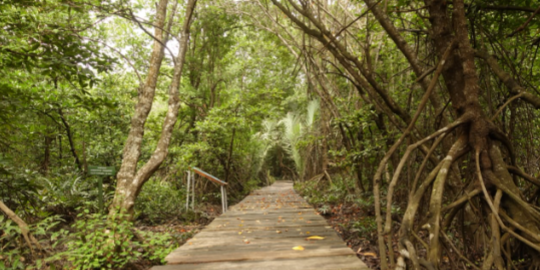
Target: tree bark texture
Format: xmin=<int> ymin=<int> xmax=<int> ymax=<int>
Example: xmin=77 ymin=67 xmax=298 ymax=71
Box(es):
xmin=111 ymin=0 xmax=198 ymax=217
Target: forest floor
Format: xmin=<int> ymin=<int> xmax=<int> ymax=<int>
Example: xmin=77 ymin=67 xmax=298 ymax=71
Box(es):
xmin=315 ymin=203 xmax=380 ymax=269
xmin=131 ymin=204 xmax=222 ymax=270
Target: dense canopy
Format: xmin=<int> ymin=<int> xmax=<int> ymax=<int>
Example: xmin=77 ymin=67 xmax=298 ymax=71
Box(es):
xmin=3 ymin=0 xmax=540 ymax=269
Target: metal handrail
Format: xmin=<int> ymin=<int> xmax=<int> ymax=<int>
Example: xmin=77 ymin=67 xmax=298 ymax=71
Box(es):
xmin=191 ymin=167 xmax=227 ymax=186
xmin=185 ymin=167 xmax=228 ymax=213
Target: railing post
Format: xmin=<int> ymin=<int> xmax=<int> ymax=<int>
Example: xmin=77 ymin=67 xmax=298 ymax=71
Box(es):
xmin=221 ymin=186 xmax=225 ymax=213
xmin=185 ymin=171 xmax=191 ymax=211
xmin=191 ymin=171 xmax=195 ymax=209
xmin=188 ymin=167 xmax=228 ymax=213
xmin=224 ymin=187 xmax=228 ymax=211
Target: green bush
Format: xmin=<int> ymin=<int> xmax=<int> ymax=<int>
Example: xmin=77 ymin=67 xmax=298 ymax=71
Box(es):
xmin=295 ymin=176 xmax=358 ymax=205
xmin=135 ymin=180 xmax=185 ymax=224
xmin=42 ymin=210 xmax=176 ymax=269
xmin=0 ymin=215 xmax=63 ymax=270
xmin=0 ymin=215 xmax=28 ymax=270
xmin=38 ymin=174 xmax=105 ymax=213
xmin=0 ymin=209 xmax=181 ymax=270
xmin=350 ymin=216 xmax=377 ymax=236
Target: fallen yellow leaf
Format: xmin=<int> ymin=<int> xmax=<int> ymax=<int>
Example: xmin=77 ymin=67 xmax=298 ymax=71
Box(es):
xmin=276 ymin=230 xmax=282 ymax=234
xmin=361 ymin=252 xmax=377 ymax=258
xmin=306 ymin=236 xmax=325 ymax=240
xmin=292 ymin=246 xmax=305 ymax=251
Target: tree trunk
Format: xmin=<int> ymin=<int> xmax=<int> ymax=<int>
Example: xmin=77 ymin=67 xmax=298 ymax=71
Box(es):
xmin=110 ymin=0 xmax=198 ymax=217
xmin=58 ymin=108 xmax=82 ymax=171
xmin=41 ymin=135 xmax=52 ymax=176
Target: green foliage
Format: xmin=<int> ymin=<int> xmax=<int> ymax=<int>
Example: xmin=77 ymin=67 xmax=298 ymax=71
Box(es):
xmin=269 ymin=99 xmax=320 ymax=179
xmin=355 ymin=196 xmax=374 ymax=209
xmin=0 ymin=0 xmax=115 ymax=84
xmin=351 ymin=216 xmax=377 ymax=236
xmin=295 ymin=176 xmax=358 ymax=205
xmin=0 ymin=215 xmax=28 ymax=270
xmin=43 ymin=210 xmax=177 ymax=269
xmin=39 ymin=175 xmax=101 ymax=212
xmin=280 ymin=112 xmax=305 ymax=174
xmin=0 ymin=157 xmax=43 ymax=212
xmin=1 ymin=209 xmax=185 ymax=270
xmin=135 ymin=179 xmax=185 ymax=224
xmin=0 ymin=215 xmax=63 ymax=270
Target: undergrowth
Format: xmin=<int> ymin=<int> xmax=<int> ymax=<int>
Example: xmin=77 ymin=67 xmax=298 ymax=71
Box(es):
xmin=294 ymin=176 xmax=380 ymax=268
xmin=0 ymin=208 xmax=190 ymax=270
xmin=294 ymin=175 xmax=377 ymax=238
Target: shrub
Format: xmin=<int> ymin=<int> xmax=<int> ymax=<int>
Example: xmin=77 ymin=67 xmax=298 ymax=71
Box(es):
xmin=3 ymin=209 xmax=180 ymax=270
xmin=295 ymin=176 xmax=358 ymax=205
xmin=135 ymin=180 xmax=185 ymax=224
xmin=0 ymin=215 xmax=29 ymax=270
xmin=55 ymin=211 xmax=174 ymax=269
xmin=350 ymin=216 xmax=377 ymax=236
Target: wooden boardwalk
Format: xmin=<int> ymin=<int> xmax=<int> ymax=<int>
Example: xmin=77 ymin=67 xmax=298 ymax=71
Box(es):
xmin=151 ymin=181 xmax=368 ymax=270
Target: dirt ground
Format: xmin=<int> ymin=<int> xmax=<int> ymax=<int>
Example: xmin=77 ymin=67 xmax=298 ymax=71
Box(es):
xmin=316 ymin=203 xmax=381 ymax=269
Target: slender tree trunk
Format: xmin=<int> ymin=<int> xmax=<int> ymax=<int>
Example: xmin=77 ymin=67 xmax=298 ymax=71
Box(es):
xmin=58 ymin=108 xmax=81 ymax=171
xmin=225 ymin=127 xmax=236 ymax=183
xmin=82 ymin=140 xmax=88 ymax=173
xmin=58 ymin=134 xmax=62 ymax=160
xmin=110 ymin=0 xmax=198 ymax=217
xmin=355 ymin=128 xmax=365 ymax=193
xmin=41 ymin=135 xmax=52 ymax=176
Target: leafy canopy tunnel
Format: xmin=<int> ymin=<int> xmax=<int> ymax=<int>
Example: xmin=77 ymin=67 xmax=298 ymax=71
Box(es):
xmin=3 ymin=0 xmax=540 ymax=269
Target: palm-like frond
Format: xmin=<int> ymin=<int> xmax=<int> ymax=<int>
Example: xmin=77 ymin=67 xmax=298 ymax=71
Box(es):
xmin=305 ymin=99 xmax=319 ymax=130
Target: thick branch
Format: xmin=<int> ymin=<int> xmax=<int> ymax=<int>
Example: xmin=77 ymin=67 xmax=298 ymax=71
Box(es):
xmin=507 ymin=165 xmax=540 ymax=187
xmin=476 ymin=50 xmax=540 ymax=109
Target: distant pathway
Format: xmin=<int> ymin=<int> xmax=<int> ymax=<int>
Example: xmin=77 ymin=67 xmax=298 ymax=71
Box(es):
xmin=151 ymin=181 xmax=368 ymax=270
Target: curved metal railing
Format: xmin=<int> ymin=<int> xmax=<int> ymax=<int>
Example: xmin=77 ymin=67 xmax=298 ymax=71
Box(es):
xmin=186 ymin=167 xmax=228 ymax=213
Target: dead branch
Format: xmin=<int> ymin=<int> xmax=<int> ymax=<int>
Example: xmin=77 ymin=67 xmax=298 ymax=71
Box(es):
xmin=507 ymin=6 xmax=540 ymax=37
xmin=0 ymin=200 xmax=44 ymax=256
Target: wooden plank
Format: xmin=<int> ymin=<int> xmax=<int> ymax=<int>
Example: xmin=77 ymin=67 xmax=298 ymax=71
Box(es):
xmin=193 ymin=227 xmax=339 ymax=239
xmin=165 ymin=247 xmax=355 ymax=264
xmin=178 ymin=239 xmax=348 ymax=251
xmin=151 ymin=255 xmax=369 ymax=270
xmin=176 ymin=235 xmax=348 ymax=251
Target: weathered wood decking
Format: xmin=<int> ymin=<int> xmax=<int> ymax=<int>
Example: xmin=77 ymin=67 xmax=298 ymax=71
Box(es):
xmin=151 ymin=181 xmax=368 ymax=269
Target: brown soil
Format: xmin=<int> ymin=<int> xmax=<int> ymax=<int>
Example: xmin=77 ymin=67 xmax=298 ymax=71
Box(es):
xmin=316 ymin=203 xmax=381 ymax=269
